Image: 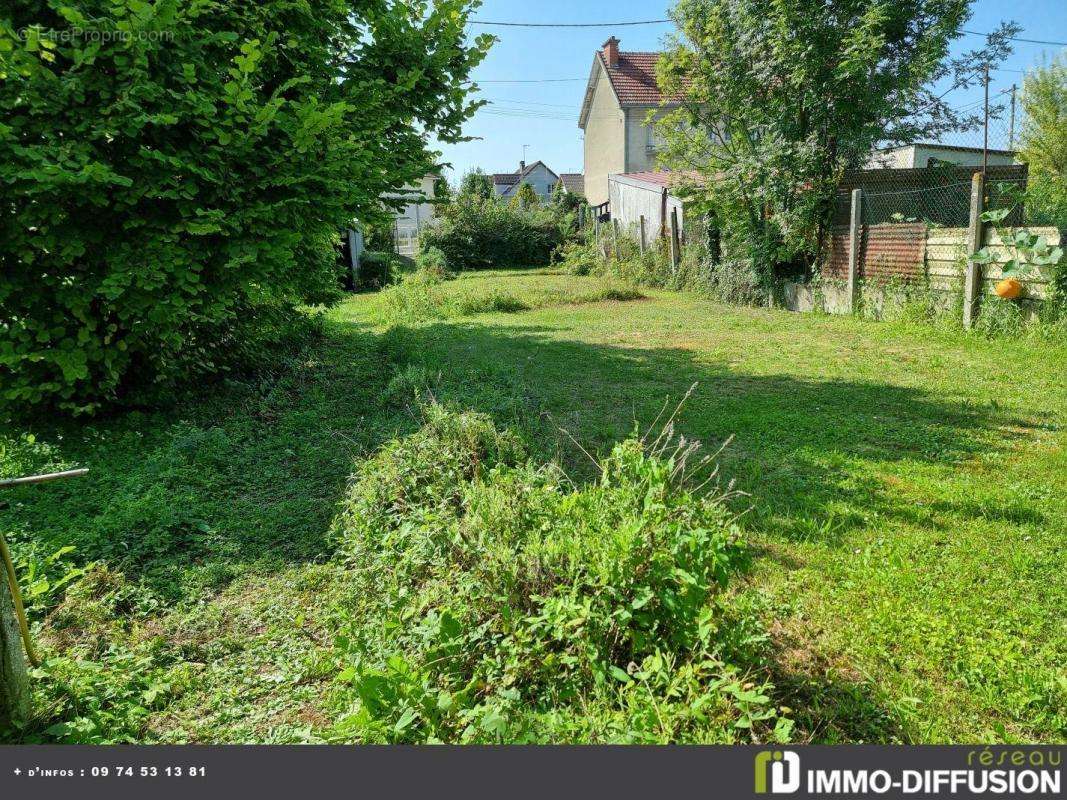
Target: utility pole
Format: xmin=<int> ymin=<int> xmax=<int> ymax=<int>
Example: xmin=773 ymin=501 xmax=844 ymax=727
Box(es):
xmin=982 ymin=64 xmax=990 ymax=176
xmin=1008 ymin=83 xmax=1017 ymax=150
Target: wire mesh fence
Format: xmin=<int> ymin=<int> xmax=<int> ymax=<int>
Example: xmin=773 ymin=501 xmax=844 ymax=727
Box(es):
xmin=833 ymin=164 xmax=1034 ymax=228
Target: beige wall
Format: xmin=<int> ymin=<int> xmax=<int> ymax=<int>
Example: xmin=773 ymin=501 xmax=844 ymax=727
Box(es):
xmin=867 ymin=145 xmax=1016 ymax=169
xmin=623 ymin=107 xmax=673 ymax=173
xmin=582 ymin=67 xmax=625 ymax=206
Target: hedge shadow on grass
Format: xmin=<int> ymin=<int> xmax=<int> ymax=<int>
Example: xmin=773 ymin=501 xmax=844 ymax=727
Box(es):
xmin=0 ymin=321 xmax=407 ymax=604
xmin=377 ymin=321 xmax=1011 ymax=545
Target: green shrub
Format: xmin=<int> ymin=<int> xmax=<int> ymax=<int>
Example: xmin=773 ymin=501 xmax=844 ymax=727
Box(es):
xmin=0 ymin=0 xmax=489 ymax=413
xmin=381 ymin=270 xmax=449 ymax=322
xmin=328 ymin=403 xmax=769 ymax=743
xmin=420 ymin=198 xmax=564 ymax=270
xmin=454 ymin=291 xmax=530 ymax=316
xmin=415 ymin=246 xmax=454 ymax=281
xmin=555 ymin=240 xmax=601 ymax=276
xmin=357 ymin=252 xmax=400 ymax=291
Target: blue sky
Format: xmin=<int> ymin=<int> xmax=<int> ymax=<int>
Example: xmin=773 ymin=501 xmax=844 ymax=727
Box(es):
xmin=435 ymin=0 xmax=1067 ymax=181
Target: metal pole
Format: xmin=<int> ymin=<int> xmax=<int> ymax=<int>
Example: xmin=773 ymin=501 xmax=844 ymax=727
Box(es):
xmin=0 ymin=468 xmax=89 ymax=488
xmin=1008 ymin=83 xmax=1017 ymax=151
xmin=982 ymin=64 xmax=990 ymax=176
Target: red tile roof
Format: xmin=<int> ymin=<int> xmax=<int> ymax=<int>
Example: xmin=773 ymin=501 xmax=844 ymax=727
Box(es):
xmin=602 ymin=52 xmax=686 ymax=106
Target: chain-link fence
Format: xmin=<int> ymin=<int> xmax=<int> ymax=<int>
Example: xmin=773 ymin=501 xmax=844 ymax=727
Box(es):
xmin=833 ymin=164 xmax=1029 ymax=228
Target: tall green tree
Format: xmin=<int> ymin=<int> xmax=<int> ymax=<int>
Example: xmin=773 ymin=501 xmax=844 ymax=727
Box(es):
xmin=0 ymin=0 xmax=492 ymax=412
xmin=1017 ymin=54 xmax=1067 ymax=257
xmin=457 ymin=167 xmax=495 ymax=202
xmin=1019 ymin=55 xmax=1067 ymax=180
xmin=509 ymin=181 xmax=539 ymax=210
xmin=656 ymin=0 xmax=1017 ymax=278
xmin=433 ymin=176 xmax=454 ymax=208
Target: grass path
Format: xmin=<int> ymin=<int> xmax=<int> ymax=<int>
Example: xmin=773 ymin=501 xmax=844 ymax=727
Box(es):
xmin=2 ymin=269 xmax=1064 ymax=742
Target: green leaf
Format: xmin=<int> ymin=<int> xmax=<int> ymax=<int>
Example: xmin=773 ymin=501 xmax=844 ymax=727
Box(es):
xmin=609 ymin=665 xmax=633 ymax=684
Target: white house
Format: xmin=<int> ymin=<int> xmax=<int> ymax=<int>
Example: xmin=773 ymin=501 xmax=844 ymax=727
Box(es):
xmin=492 ymin=160 xmax=560 ymax=202
xmin=384 ymin=173 xmax=437 ymax=255
xmin=866 ymin=143 xmax=1017 ymax=169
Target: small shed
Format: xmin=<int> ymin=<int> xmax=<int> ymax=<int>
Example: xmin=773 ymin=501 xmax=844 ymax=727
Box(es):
xmin=607 ymin=172 xmax=687 ymax=240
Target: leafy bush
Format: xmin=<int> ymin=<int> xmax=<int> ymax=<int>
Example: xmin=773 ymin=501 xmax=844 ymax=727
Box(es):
xmin=0 ymin=0 xmax=490 ymax=413
xmin=415 ymin=246 xmax=454 ymax=281
xmin=509 ymin=182 xmax=540 ymax=210
xmin=328 ymin=403 xmax=775 ymax=743
xmin=357 ymin=252 xmax=401 ymax=292
xmin=381 ymin=270 xmax=450 ymax=322
xmin=420 ymin=198 xmax=564 ymax=270
xmin=555 ymin=240 xmax=601 ymax=276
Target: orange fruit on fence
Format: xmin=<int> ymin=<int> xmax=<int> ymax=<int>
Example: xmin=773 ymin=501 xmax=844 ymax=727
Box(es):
xmin=995 ymin=278 xmax=1022 ymax=300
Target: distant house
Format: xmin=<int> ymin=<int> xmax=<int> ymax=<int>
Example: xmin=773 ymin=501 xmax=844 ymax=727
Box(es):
xmin=492 ymin=161 xmax=560 ymax=202
xmin=866 ymin=143 xmax=1017 ymax=169
xmin=578 ymin=37 xmax=688 ymax=206
xmin=555 ymin=173 xmax=585 ymax=199
xmin=384 ymin=172 xmax=437 ymax=256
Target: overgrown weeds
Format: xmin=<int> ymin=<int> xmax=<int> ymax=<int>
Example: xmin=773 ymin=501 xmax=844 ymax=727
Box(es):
xmin=326 ymin=398 xmax=788 ymax=743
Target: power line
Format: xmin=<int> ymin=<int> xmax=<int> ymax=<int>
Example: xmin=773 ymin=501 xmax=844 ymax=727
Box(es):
xmin=471 ymin=18 xmax=670 ymax=28
xmin=487 ymin=98 xmax=577 ymax=108
xmin=471 ymin=77 xmax=586 ymax=83
xmin=960 ymin=30 xmax=1067 ymax=47
xmin=470 ymin=16 xmax=1064 ymax=45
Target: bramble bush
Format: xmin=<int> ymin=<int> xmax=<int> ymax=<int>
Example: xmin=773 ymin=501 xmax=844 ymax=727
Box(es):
xmin=0 ymin=0 xmax=490 ymax=413
xmin=327 ymin=401 xmax=786 ymax=743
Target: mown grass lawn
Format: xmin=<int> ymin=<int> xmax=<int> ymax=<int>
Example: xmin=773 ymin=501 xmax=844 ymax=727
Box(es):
xmin=2 ymin=268 xmax=1064 ymax=743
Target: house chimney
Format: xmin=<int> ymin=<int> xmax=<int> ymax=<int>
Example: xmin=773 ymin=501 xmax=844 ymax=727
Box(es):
xmin=519 ymin=160 xmax=525 ymax=172
xmin=602 ymin=36 xmax=620 ymax=68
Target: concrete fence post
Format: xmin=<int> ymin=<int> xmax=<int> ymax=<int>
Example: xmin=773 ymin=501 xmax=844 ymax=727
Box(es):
xmin=963 ymin=171 xmax=985 ymax=329
xmin=347 ymin=227 xmax=364 ymax=287
xmin=847 ymin=188 xmax=863 ymax=314
xmin=611 ymin=218 xmax=619 ymax=259
xmin=1 ymin=549 xmax=30 ymax=729
xmin=669 ymin=208 xmax=681 ymax=274
xmin=639 ymin=215 xmax=647 ymax=255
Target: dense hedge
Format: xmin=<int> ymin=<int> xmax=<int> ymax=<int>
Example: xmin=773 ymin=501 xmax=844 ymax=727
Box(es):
xmin=420 ymin=198 xmax=564 ymax=270
xmin=0 ymin=0 xmax=489 ymax=413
